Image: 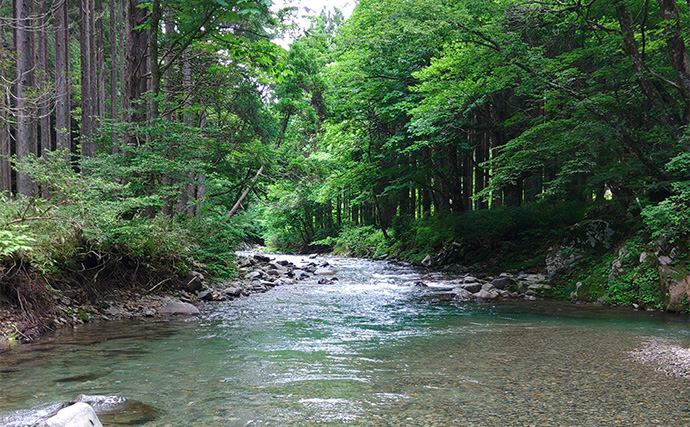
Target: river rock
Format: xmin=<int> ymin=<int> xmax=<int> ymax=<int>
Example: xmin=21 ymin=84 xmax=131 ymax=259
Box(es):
xmin=491 ymin=276 xmax=515 ymax=291
xmin=314 ymin=267 xmax=336 ymax=276
xmin=253 ymin=254 xmax=271 ymax=263
xmin=185 ymin=272 xmax=204 ymax=292
xmin=477 ymin=288 xmax=499 ymax=300
xmin=158 ymin=301 xmax=199 ymax=316
xmin=223 ymin=287 xmax=243 ymax=297
xmin=421 ymin=255 xmax=434 ymax=267
xmin=453 ymin=288 xmax=475 ymax=301
xmin=197 ymin=290 xmax=214 ymax=301
xmin=245 ymin=271 xmax=263 ymax=280
xmin=293 ymin=269 xmax=307 ymax=280
xmin=459 ymin=282 xmax=482 ymax=293
xmin=38 ymin=402 xmax=103 ymax=427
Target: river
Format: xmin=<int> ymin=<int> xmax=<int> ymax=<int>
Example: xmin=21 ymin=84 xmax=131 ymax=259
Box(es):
xmin=2 ymin=254 xmax=690 ymax=426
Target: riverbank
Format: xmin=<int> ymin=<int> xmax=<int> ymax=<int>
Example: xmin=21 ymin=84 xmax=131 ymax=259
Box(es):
xmin=0 ymin=252 xmax=322 ymax=352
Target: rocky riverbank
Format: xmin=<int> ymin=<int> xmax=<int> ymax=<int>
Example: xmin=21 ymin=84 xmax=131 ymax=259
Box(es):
xmin=0 ymin=253 xmax=329 ymax=352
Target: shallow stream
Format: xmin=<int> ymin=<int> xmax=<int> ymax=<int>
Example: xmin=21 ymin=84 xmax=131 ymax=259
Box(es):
xmin=2 ymin=255 xmax=690 ymax=426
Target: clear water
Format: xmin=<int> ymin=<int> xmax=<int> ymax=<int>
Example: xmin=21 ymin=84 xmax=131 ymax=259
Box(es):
xmin=2 ymin=255 xmax=690 ymax=426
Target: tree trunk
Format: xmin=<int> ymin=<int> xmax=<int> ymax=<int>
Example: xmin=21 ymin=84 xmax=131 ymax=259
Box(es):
xmin=15 ymin=0 xmax=36 ymax=196
xmin=124 ymin=0 xmax=149 ymax=132
xmin=657 ymin=0 xmax=690 ymax=125
xmin=37 ymin=0 xmax=50 ymax=156
xmin=55 ymin=0 xmax=71 ymax=160
xmin=80 ymin=0 xmax=96 ymax=156
xmin=109 ymin=0 xmax=118 ymax=153
xmin=149 ymin=0 xmax=161 ymax=119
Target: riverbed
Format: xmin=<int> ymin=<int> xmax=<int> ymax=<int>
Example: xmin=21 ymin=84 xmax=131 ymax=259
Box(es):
xmin=2 ymin=254 xmax=690 ymax=426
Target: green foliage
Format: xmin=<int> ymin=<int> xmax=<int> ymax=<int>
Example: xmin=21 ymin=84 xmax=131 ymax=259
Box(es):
xmin=325 ymin=225 xmax=388 ymax=258
xmin=0 ymin=228 xmax=35 ymax=258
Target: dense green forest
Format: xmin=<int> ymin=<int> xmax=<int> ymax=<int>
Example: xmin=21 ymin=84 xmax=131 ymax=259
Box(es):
xmin=1 ymin=0 xmax=690 ymax=321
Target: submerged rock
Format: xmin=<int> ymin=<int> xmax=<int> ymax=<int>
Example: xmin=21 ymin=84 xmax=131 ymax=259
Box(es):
xmin=314 ymin=267 xmax=336 ymax=276
xmin=38 ymin=402 xmax=102 ymax=427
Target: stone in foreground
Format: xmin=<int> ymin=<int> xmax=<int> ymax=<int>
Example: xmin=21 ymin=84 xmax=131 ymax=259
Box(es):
xmin=158 ymin=301 xmax=200 ymax=315
xmin=38 ymin=402 xmax=103 ymax=427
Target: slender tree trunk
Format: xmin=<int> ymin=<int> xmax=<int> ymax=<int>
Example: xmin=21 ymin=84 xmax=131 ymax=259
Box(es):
xmin=15 ymin=0 xmax=37 ymax=196
xmin=118 ymin=0 xmax=125 ymax=124
xmin=149 ymin=0 xmax=161 ymax=119
xmin=80 ymin=0 xmax=95 ymax=156
xmin=96 ymin=0 xmax=106 ymax=120
xmin=37 ymin=0 xmax=50 ymax=156
xmin=124 ymin=0 xmax=149 ymax=131
xmin=55 ymin=0 xmax=71 ymax=160
xmin=109 ymin=0 xmax=118 ymax=153
xmin=474 ymin=133 xmax=489 ymax=210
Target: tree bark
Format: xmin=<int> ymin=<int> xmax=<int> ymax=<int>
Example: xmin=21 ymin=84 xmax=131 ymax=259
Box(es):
xmin=149 ymin=0 xmax=162 ymax=119
xmin=15 ymin=0 xmax=37 ymax=196
xmin=80 ymin=0 xmax=96 ymax=156
xmin=124 ymin=0 xmax=149 ymax=132
xmin=55 ymin=0 xmax=71 ymax=160
xmin=37 ymin=0 xmax=50 ymax=155
xmin=109 ymin=0 xmax=118 ymax=153
xmin=657 ymin=0 xmax=690 ymax=125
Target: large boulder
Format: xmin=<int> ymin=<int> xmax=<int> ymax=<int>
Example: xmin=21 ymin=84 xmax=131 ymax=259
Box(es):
xmin=458 ymin=282 xmax=482 ymax=293
xmin=491 ymin=276 xmax=516 ymax=291
xmin=38 ymin=403 xmax=102 ymax=427
xmin=158 ymin=301 xmax=200 ymax=316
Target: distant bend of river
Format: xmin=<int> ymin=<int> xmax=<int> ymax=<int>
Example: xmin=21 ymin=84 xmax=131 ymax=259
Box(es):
xmin=2 ymin=254 xmax=690 ymax=426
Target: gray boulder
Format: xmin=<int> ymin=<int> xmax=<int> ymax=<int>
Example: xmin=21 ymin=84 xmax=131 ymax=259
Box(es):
xmin=245 ymin=271 xmax=262 ymax=280
xmin=459 ymin=282 xmax=482 ymax=293
xmin=453 ymin=288 xmax=475 ymax=301
xmin=38 ymin=403 xmax=103 ymax=427
xmin=477 ymin=285 xmax=500 ymax=300
xmin=421 ymin=255 xmax=434 ymax=267
xmin=158 ymin=301 xmax=200 ymax=316
xmin=491 ymin=276 xmax=515 ymax=291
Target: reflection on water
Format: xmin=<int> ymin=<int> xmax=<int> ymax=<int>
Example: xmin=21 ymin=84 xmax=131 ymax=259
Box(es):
xmin=2 ymin=254 xmax=690 ymax=426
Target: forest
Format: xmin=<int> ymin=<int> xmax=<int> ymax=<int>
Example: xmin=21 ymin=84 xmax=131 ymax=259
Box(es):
xmin=1 ymin=0 xmax=690 ymax=332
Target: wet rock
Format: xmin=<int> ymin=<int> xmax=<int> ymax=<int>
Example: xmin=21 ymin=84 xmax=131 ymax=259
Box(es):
xmin=421 ymin=255 xmax=434 ymax=267
xmin=158 ymin=301 xmax=199 ymax=316
xmin=318 ymin=277 xmax=339 ymax=285
xmin=414 ymin=281 xmax=428 ymax=288
xmin=308 ymin=253 xmax=318 ymax=259
xmin=253 ymin=254 xmax=271 ymax=263
xmin=245 ymin=271 xmax=263 ymax=280
xmin=96 ymin=399 xmax=161 ymax=425
xmin=223 ymin=287 xmax=243 ymax=297
xmin=453 ymin=288 xmax=475 ymax=301
xmin=105 ymin=306 xmax=121 ymax=316
xmin=314 ymin=267 xmax=336 ymax=276
xmin=37 ymin=402 xmax=103 ymax=427
xmin=491 ymin=276 xmax=516 ymax=291
xmin=293 ymin=270 xmax=307 ymax=280
xmin=277 ymin=259 xmax=290 ymax=266
xmin=459 ymin=282 xmax=482 ymax=293
xmin=197 ymin=290 xmax=214 ymax=301
xmin=476 ymin=288 xmax=499 ymax=300
xmin=185 ymin=272 xmax=204 ymax=293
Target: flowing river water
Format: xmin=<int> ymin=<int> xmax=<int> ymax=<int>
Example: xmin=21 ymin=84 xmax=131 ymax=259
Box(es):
xmin=2 ymin=254 xmax=690 ymax=426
